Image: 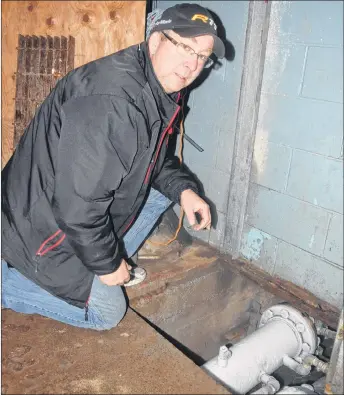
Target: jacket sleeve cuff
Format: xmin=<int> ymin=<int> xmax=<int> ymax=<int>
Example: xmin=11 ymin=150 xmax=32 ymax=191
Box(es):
xmin=90 ymin=251 xmax=123 ymax=276
xmin=175 ymin=184 xmax=200 ymax=204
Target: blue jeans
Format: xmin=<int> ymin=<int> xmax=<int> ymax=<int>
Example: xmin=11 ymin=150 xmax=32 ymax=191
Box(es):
xmin=1 ymin=188 xmax=171 ymax=330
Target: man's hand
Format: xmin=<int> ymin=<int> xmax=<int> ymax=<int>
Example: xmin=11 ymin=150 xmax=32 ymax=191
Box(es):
xmin=180 ymin=189 xmax=211 ymax=231
xmin=99 ymin=259 xmax=132 ymax=286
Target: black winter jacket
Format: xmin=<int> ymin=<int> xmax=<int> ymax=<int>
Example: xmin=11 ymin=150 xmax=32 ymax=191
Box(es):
xmin=1 ymin=42 xmax=198 ymax=308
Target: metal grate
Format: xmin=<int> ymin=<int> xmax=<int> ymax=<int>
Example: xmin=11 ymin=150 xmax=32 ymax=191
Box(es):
xmin=13 ymin=35 xmax=75 ymax=146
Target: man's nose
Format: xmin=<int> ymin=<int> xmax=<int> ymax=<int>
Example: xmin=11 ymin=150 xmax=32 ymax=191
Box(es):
xmin=184 ymin=54 xmax=199 ymax=71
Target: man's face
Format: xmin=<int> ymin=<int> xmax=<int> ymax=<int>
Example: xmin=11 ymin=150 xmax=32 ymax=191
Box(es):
xmin=149 ymin=30 xmax=214 ymax=93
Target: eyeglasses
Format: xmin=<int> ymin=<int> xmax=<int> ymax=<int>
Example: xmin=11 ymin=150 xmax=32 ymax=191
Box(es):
xmin=162 ymin=32 xmax=214 ymax=69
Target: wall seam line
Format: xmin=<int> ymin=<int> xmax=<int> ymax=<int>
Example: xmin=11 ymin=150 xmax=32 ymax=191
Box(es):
xmin=298 ymin=45 xmax=309 ymax=96
xmin=284 ymin=147 xmax=294 ymax=192
xmin=251 ymin=182 xmax=343 ymax=216
xmin=322 ymin=213 xmax=333 ymax=257
xmin=244 ymin=222 xmax=343 ymax=272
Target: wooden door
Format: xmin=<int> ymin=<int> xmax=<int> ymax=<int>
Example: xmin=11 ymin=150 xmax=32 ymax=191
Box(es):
xmin=1 ymin=1 xmax=146 ymax=167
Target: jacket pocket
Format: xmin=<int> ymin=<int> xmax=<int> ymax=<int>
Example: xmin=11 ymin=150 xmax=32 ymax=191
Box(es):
xmin=33 ymin=229 xmax=66 ymax=272
xmin=36 ymin=230 xmax=66 ymax=257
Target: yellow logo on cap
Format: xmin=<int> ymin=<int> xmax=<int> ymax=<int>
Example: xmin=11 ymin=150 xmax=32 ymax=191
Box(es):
xmin=191 ymin=14 xmax=209 ymax=23
xmin=191 ymin=14 xmax=217 ymax=30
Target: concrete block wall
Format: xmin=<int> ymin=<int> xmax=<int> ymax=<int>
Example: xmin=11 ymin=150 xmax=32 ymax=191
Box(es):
xmin=240 ymin=1 xmax=343 ymax=309
xmin=153 ymin=0 xmax=249 ymax=246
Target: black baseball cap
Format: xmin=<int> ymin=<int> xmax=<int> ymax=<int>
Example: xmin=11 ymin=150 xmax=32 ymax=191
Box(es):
xmin=150 ymin=3 xmax=225 ymax=59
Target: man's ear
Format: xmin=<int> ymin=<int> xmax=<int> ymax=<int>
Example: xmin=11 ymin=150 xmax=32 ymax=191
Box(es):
xmin=148 ymin=32 xmax=162 ymax=56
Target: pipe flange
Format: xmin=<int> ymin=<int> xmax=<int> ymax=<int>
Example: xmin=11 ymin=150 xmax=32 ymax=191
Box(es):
xmin=259 ymin=304 xmax=317 ymax=357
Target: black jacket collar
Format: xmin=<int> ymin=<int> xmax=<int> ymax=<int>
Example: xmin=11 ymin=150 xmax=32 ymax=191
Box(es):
xmin=138 ymin=42 xmax=182 ymax=125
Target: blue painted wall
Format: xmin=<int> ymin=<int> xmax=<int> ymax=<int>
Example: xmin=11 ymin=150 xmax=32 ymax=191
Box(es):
xmin=153 ymin=1 xmax=343 ymax=309
xmin=241 ymin=1 xmax=343 ymax=308
xmin=153 ymin=0 xmax=250 ymax=245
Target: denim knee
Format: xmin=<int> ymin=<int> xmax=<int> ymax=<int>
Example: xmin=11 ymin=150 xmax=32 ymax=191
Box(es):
xmin=90 ymin=291 xmax=128 ymax=331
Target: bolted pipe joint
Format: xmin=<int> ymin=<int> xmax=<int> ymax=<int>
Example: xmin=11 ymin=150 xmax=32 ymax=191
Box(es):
xmin=303 ymin=355 xmax=329 ymax=374
xmin=277 ymin=384 xmax=317 ymax=394
xmin=315 ymin=321 xmax=337 ymax=340
xmin=283 ymin=355 xmax=311 ymax=376
xmin=261 ymin=373 xmax=281 ymax=392
xmin=202 ymin=304 xmax=317 ymax=394
xmin=251 ymin=373 xmax=280 ymax=395
xmin=217 ymin=345 xmax=232 ymax=368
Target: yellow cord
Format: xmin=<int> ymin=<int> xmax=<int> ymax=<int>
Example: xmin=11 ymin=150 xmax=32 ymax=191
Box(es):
xmin=147 ymin=103 xmax=186 ymax=247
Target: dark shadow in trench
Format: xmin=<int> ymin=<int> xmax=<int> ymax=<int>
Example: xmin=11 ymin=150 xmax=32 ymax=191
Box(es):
xmin=130 ymin=306 xmax=207 ymax=366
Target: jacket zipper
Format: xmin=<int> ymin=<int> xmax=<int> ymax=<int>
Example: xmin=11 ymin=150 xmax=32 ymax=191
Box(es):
xmin=36 ymin=230 xmax=89 ymax=322
xmin=85 ymin=296 xmax=90 ymax=321
xmin=124 ymin=93 xmax=182 ymax=234
xmin=35 ymin=230 xmax=66 ymax=271
xmin=36 ymin=230 xmax=66 ymax=256
xmin=144 ymin=105 xmax=181 ymax=185
xmin=123 ymin=216 xmax=135 ymax=233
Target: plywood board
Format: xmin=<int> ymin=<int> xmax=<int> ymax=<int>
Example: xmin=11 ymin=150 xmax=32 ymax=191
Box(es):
xmin=2 ymin=1 xmax=146 ymax=167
